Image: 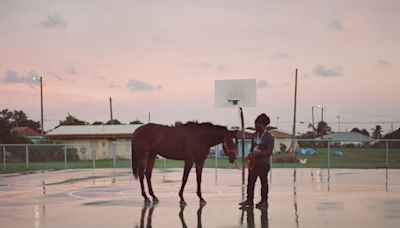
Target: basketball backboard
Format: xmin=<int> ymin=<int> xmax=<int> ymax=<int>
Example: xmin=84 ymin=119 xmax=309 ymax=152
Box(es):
xmin=214 ymin=79 xmax=256 ymax=108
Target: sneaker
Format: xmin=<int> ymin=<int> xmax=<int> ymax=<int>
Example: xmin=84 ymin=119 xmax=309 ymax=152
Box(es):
xmin=238 ymin=200 xmax=254 ymax=206
xmin=255 ymin=201 xmax=268 ymax=209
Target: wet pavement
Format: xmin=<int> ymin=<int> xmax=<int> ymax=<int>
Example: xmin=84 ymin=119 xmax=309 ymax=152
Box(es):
xmin=1 ymin=168 xmax=400 ymax=228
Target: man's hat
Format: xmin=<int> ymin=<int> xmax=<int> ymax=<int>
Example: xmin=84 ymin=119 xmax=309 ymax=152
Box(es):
xmin=255 ymin=113 xmax=270 ymax=126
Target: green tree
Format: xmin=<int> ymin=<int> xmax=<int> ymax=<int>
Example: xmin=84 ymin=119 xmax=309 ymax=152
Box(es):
xmin=361 ymin=129 xmax=370 ymax=137
xmin=372 ymin=125 xmax=383 ymax=139
xmin=0 ymin=109 xmax=32 ymax=144
xmin=59 ymin=113 xmax=88 ymax=125
xmin=174 ymin=121 xmax=183 ymax=127
xmin=351 ymin=128 xmax=362 ymax=134
xmin=106 ymin=119 xmax=122 ymax=125
xmin=0 ymin=109 xmax=40 ymax=132
xmin=317 ymin=121 xmax=332 ymax=136
xmin=130 ymin=120 xmax=143 ymax=124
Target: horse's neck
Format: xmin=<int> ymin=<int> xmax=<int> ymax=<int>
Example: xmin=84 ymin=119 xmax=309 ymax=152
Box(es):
xmin=198 ymin=129 xmax=225 ymax=147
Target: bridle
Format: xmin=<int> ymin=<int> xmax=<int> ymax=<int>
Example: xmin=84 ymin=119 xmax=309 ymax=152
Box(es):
xmin=222 ymin=135 xmax=240 ymax=169
xmin=222 ymin=135 xmax=238 ymax=157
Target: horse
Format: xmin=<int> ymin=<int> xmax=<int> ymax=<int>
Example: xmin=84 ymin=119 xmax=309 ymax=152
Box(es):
xmin=131 ymin=122 xmax=238 ymax=205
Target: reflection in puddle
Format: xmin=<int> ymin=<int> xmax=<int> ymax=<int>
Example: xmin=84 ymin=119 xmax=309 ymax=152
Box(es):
xmin=293 ymin=169 xmax=299 ymax=228
xmin=179 ymin=203 xmax=204 ymax=228
xmin=240 ymin=207 xmax=269 ymax=228
xmin=135 ymin=204 xmax=156 ymax=228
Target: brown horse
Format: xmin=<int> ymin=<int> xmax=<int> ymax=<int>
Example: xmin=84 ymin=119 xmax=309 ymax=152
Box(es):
xmin=131 ymin=122 xmax=238 ymax=205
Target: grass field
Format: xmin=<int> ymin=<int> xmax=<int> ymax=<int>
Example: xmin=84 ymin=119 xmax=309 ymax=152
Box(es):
xmin=1 ymin=147 xmax=399 ymax=174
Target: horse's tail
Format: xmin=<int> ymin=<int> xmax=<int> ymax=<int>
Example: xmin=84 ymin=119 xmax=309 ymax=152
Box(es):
xmin=131 ymin=140 xmax=138 ymax=179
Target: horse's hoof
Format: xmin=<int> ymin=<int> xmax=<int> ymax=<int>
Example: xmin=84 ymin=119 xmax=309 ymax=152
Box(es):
xmin=199 ymin=199 xmax=207 ymax=205
xmin=144 ymin=199 xmax=151 ymax=205
xmin=179 ymin=200 xmax=187 ymax=208
xmin=153 ymin=198 xmax=159 ymax=204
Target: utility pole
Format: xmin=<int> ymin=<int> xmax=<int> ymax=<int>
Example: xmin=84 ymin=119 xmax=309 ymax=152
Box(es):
xmin=40 ymin=76 xmax=44 ymax=135
xmin=291 ymin=69 xmax=298 ymax=153
xmin=109 ymin=97 xmax=113 ymax=122
xmin=312 ymin=106 xmax=315 ymax=137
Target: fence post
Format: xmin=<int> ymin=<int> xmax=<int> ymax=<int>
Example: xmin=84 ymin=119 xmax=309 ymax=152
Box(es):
xmin=113 ymin=141 xmax=116 ymax=169
xmin=129 ymin=141 xmax=132 ymax=168
xmin=25 ymin=145 xmax=29 ymax=168
xmin=215 ymin=145 xmax=218 ymax=184
xmin=64 ymin=145 xmax=67 ymax=169
xmin=386 ymin=140 xmax=389 ymax=192
xmin=92 ymin=146 xmax=96 ymax=170
xmin=3 ymin=145 xmax=6 ymax=170
xmin=327 ymin=140 xmax=330 ymax=190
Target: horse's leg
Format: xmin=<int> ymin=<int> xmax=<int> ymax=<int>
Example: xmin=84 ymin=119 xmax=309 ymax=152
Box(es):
xmin=145 ymin=154 xmax=158 ymax=202
xmin=138 ymin=155 xmax=151 ymax=204
xmin=179 ymin=160 xmax=194 ymax=206
xmin=195 ymin=159 xmax=206 ymax=204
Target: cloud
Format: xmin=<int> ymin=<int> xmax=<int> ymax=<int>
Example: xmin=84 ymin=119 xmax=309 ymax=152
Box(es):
xmin=40 ymin=14 xmax=67 ymax=29
xmin=270 ymin=52 xmax=295 ymax=60
xmin=328 ymin=17 xmax=344 ymax=32
xmin=0 ymin=70 xmax=40 ymax=86
xmin=185 ymin=61 xmax=227 ymax=72
xmin=67 ymin=65 xmax=76 ymax=75
xmin=313 ymin=65 xmax=342 ymax=77
xmin=378 ymin=60 xmax=392 ymax=68
xmin=108 ymin=83 xmax=122 ymax=88
xmin=258 ymin=80 xmax=269 ymax=89
xmin=127 ymin=79 xmax=162 ymax=92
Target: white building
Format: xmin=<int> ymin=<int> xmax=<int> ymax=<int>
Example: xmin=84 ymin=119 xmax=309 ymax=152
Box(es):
xmin=46 ymin=124 xmax=143 ymax=160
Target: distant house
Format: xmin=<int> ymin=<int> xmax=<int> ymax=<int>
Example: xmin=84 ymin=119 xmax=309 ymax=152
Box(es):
xmin=314 ymin=132 xmax=373 ymax=146
xmin=46 ymin=124 xmax=143 ymax=160
xmin=215 ymin=128 xmax=298 ymax=157
xmin=270 ymin=129 xmax=299 ymax=153
xmin=10 ymin=127 xmax=42 ymax=143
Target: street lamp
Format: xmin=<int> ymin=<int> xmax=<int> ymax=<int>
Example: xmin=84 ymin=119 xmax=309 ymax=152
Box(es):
xmin=33 ymin=76 xmax=44 ymax=135
xmin=337 ymin=115 xmax=341 ymax=132
xmin=276 ymin=116 xmax=280 ymax=129
xmin=317 ymin=105 xmax=324 ymax=122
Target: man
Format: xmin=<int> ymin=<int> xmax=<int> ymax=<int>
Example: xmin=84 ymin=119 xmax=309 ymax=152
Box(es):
xmin=239 ymin=113 xmax=274 ymax=209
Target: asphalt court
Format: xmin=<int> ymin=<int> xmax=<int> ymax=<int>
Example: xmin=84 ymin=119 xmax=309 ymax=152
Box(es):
xmin=1 ymin=168 xmax=400 ymax=227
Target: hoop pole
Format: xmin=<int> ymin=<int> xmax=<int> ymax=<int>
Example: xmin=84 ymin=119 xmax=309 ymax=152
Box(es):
xmin=240 ymin=107 xmax=245 ymax=186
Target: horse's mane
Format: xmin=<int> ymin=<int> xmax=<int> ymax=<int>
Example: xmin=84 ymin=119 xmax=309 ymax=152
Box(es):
xmin=181 ymin=121 xmax=227 ymax=130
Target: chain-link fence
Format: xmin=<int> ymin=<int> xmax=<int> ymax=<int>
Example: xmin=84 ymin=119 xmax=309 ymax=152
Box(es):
xmin=1 ymin=139 xmax=399 ymax=174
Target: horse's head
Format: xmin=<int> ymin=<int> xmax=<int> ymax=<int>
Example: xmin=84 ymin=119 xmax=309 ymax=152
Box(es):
xmin=222 ymin=130 xmax=238 ymax=163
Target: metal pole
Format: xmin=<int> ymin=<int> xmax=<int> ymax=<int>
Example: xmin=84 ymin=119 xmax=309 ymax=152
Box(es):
xmin=92 ymin=147 xmax=96 ymax=170
xmin=40 ymin=76 xmax=44 ymax=135
xmin=64 ymin=145 xmax=67 ymax=169
xmin=25 ymin=145 xmax=29 ymax=168
xmin=312 ymin=106 xmax=315 ymax=137
xmin=291 ymin=69 xmax=298 ymax=153
xmin=327 ymin=140 xmax=330 ymax=191
xmin=215 ymin=145 xmax=218 ymax=184
xmin=3 ymin=145 xmax=5 ymax=170
xmin=386 ymin=141 xmax=389 ymax=192
xmin=240 ymin=107 xmax=245 ymax=186
xmin=113 ymin=141 xmax=116 ymax=168
xmin=109 ymin=97 xmax=113 ymax=122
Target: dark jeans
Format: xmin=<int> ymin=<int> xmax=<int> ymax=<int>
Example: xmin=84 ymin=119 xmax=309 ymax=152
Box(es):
xmin=246 ymin=163 xmax=270 ymax=202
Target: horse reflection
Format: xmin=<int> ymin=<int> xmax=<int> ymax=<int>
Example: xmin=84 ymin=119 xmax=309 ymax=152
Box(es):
xmin=240 ymin=207 xmax=269 ymax=228
xmin=135 ymin=204 xmax=156 ymax=228
xmin=179 ymin=204 xmax=205 ymax=228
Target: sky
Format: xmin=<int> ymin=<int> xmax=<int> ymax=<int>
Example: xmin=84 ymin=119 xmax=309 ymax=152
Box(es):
xmin=0 ymin=0 xmax=399 ymax=134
